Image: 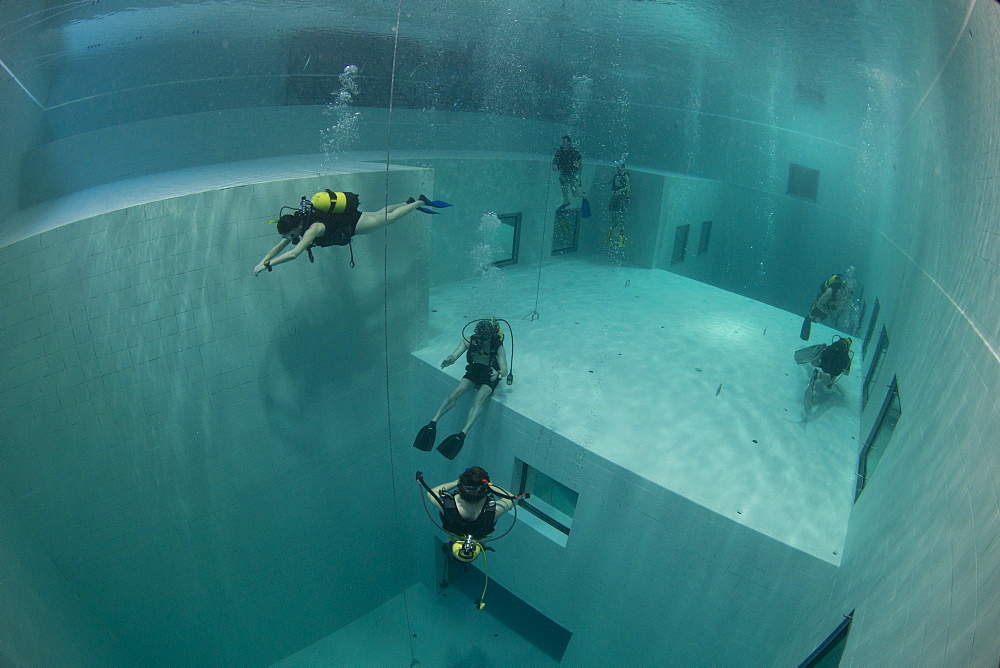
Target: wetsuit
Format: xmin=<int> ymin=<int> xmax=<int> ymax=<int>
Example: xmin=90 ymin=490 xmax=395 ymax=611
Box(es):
xmin=438 ymin=489 xmax=498 ymax=539
xmin=818 ymin=340 xmax=852 ymax=378
xmin=809 ymin=274 xmax=847 ymax=321
xmin=553 ymin=145 xmax=581 ymax=179
xmin=609 ymin=169 xmax=631 ymax=213
xmin=311 ymin=191 xmax=362 ymax=247
xmin=464 ymin=335 xmax=501 ymax=391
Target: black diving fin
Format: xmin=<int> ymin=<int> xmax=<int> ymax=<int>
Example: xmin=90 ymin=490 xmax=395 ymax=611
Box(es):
xmin=799 ymin=315 xmax=812 ymax=341
xmin=436 ymin=432 xmax=466 ymax=460
xmin=412 ymin=421 xmax=437 ymax=452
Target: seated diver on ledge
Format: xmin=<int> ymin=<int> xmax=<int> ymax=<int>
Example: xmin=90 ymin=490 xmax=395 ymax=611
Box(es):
xmin=413 ymin=319 xmax=511 ymax=460
xmin=253 ymin=190 xmax=451 ymax=274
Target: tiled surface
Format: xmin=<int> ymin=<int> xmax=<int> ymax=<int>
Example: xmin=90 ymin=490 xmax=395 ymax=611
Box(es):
xmin=274 ymin=582 xmax=560 ymax=667
xmin=0 ymin=163 xmax=433 ymax=666
xmin=405 ymin=342 xmax=840 ymax=667
xmin=413 ymin=256 xmax=860 ymax=562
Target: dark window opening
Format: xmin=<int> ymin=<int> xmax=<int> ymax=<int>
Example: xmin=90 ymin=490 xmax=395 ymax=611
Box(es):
xmin=493 ymin=212 xmax=522 ymax=267
xmin=862 ymin=299 xmax=880 ymax=356
xmin=862 ymin=327 xmax=889 ymax=409
xmin=517 ymin=461 xmax=578 ymax=536
xmin=671 ymin=224 xmax=690 ymax=265
xmin=799 ymin=612 xmax=853 ymax=667
xmin=787 ymin=163 xmax=820 ymax=201
xmin=552 ymin=207 xmax=579 ymax=255
xmin=697 ymin=220 xmax=712 ymax=256
xmin=856 ymin=378 xmax=901 ymax=500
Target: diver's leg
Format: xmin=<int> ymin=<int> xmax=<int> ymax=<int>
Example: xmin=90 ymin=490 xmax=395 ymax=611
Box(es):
xmin=432 ymin=378 xmax=474 ymax=422
xmin=355 ymin=200 xmax=423 ymax=234
xmin=460 ymin=384 xmax=495 ymax=434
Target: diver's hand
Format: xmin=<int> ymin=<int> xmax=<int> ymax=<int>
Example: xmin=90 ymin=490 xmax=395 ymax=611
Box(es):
xmin=490 ymin=369 xmax=500 ymax=381
xmin=441 ymin=356 xmax=455 ymax=368
xmin=253 ymin=262 xmax=267 ymax=276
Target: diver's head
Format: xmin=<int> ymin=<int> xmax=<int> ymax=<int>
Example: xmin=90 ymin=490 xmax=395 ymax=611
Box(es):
xmin=458 ymin=467 xmax=490 ymax=502
xmin=832 ymin=336 xmax=853 ymax=352
xmin=562 ymin=135 xmax=572 ymax=144
xmin=277 ymin=214 xmax=303 ymax=237
xmin=474 ymin=319 xmax=494 ymax=338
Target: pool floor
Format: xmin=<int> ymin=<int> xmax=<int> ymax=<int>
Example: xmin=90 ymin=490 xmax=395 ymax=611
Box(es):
xmin=416 ymin=255 xmax=860 ymax=563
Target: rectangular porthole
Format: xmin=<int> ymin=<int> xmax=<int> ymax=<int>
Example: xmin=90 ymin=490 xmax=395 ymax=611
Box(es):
xmin=862 ymin=327 xmax=889 ymax=409
xmin=862 ymin=299 xmax=880 ymax=356
xmin=552 ymin=207 xmax=579 ymax=255
xmin=493 ymin=212 xmax=522 ymax=267
xmin=516 ymin=460 xmax=578 ymax=545
xmin=787 ymin=163 xmax=820 ymax=201
xmin=856 ymin=377 xmax=901 ymax=500
xmin=671 ymin=224 xmax=690 ymax=265
xmin=697 ymin=220 xmax=712 ymax=256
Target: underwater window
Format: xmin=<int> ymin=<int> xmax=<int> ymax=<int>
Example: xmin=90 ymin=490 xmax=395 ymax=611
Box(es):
xmin=862 ymin=299 xmax=880 ymax=357
xmin=799 ymin=612 xmax=853 ymax=667
xmin=552 ymin=207 xmax=579 ymax=255
xmin=856 ymin=377 xmax=901 ymax=500
xmin=862 ymin=327 xmax=889 ymax=409
xmin=517 ymin=461 xmax=578 ymax=537
xmin=493 ymin=212 xmax=522 ymax=267
xmin=697 ymin=220 xmax=712 ymax=256
xmin=787 ymin=163 xmax=820 ymax=201
xmin=671 ymin=224 xmax=690 ymax=265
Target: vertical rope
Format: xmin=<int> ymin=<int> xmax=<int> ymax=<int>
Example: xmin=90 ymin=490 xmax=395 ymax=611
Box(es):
xmin=381 ymin=1 xmax=418 ymax=663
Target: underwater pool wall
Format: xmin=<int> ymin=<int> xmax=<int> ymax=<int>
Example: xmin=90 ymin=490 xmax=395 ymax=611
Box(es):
xmin=0 ymin=0 xmax=48 ymax=222
xmin=19 ymin=104 xmax=868 ymax=317
xmin=404 ymin=357 xmax=840 ymax=666
xmin=0 ymin=166 xmax=433 ymax=665
xmin=791 ymin=2 xmax=1000 ymax=664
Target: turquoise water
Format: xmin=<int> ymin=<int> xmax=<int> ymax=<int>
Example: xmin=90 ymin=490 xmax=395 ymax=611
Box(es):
xmin=2 ymin=1 xmax=999 ymax=666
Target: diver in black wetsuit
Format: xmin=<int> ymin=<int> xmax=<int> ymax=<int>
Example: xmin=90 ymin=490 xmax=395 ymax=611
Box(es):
xmin=426 ymin=467 xmax=515 ymax=540
xmin=799 ymin=273 xmax=854 ymax=340
xmin=412 ymin=319 xmax=511 ymax=460
xmin=552 ymin=135 xmax=584 ymax=207
xmin=253 ymin=190 xmax=447 ymax=274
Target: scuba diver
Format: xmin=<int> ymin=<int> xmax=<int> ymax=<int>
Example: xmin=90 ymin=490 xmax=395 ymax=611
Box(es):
xmin=795 ymin=336 xmax=854 ymax=411
xmin=413 ymin=318 xmax=513 ymax=460
xmin=416 ymin=468 xmax=526 ymax=609
xmin=253 ymin=190 xmax=451 ymax=274
xmin=605 ymin=159 xmax=631 ymax=248
xmin=552 ymin=135 xmax=588 ymax=215
xmin=799 ymin=273 xmax=854 ymax=340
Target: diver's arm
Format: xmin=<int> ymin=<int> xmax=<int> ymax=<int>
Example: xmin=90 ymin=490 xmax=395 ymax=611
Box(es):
xmin=428 ymin=480 xmax=459 ymax=509
xmin=254 ymin=238 xmax=291 ymax=276
xmin=441 ymin=339 xmax=471 ymax=368
xmin=814 ymin=287 xmax=836 ymax=315
xmin=489 ymin=484 xmax=517 ymax=516
xmin=493 ymin=345 xmax=509 ymax=380
xmin=264 ymin=222 xmax=326 ymax=270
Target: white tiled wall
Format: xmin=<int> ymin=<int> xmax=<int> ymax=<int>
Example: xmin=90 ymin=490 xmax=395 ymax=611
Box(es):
xmin=0 ymin=167 xmax=431 ymax=665
xmin=404 ymin=358 xmax=841 ymax=666
xmin=791 ymin=2 xmax=1000 ymax=664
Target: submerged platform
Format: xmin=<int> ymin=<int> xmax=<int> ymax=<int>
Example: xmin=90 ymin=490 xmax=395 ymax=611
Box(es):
xmin=415 ymin=256 xmax=860 ymax=563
